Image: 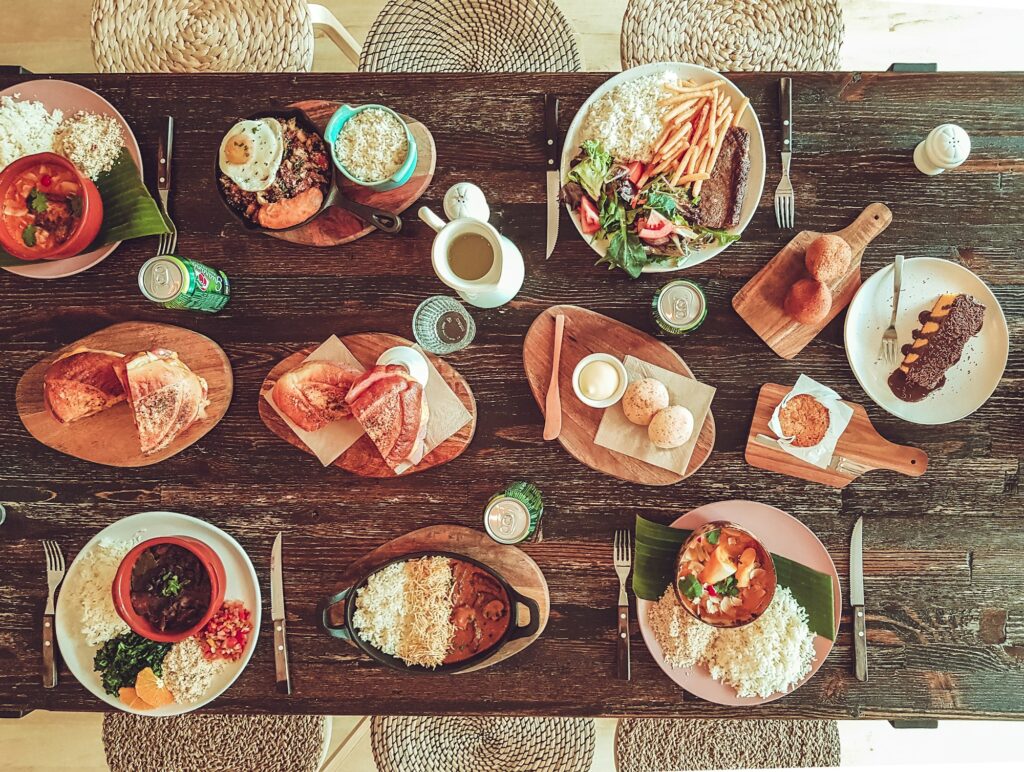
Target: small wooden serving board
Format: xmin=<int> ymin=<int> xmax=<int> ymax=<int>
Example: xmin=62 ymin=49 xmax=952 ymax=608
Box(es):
xmin=258 ymin=332 xmax=476 ymax=477
xmin=322 ymin=525 xmax=549 ymax=673
xmin=269 ymin=100 xmax=436 ymax=247
xmin=744 ymin=382 xmax=928 ymax=488
xmin=16 ymin=321 xmax=233 ymax=467
xmin=732 ymin=203 xmax=893 ymax=359
xmin=523 ymin=305 xmax=715 ymax=486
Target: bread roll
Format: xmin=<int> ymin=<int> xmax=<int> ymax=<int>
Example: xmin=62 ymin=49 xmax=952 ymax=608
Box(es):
xmin=648 ymin=405 xmax=695 ymax=449
xmin=805 ymin=234 xmax=853 ymax=284
xmin=784 ymin=278 xmax=832 ymax=325
xmin=622 ymin=378 xmax=670 ymax=426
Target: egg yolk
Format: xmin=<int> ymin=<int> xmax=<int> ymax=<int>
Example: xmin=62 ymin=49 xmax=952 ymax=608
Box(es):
xmin=224 ymin=135 xmax=252 ymax=165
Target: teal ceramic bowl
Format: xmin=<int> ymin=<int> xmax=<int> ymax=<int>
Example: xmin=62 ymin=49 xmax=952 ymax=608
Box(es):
xmin=325 ymin=104 xmax=417 ymax=192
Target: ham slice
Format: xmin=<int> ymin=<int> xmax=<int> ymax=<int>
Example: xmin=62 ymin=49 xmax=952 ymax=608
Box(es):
xmin=346 ymin=365 xmax=429 ymax=469
xmin=43 ymin=347 xmax=126 ymax=423
xmin=272 ymin=360 xmax=361 ymax=432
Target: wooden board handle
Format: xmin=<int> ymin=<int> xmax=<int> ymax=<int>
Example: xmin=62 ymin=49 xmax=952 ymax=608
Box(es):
xmin=835 ymin=202 xmax=893 ymax=253
xmin=869 ymin=440 xmax=929 ymax=477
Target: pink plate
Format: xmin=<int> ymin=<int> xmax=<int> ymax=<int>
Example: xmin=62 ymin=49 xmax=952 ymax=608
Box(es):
xmin=636 ymin=499 xmax=841 ymax=705
xmin=0 ymin=79 xmax=143 ymax=280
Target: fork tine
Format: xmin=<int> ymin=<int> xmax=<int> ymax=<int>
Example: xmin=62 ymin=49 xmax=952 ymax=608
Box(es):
xmin=43 ymin=540 xmax=53 ymax=571
xmin=786 ymin=196 xmax=794 ymax=228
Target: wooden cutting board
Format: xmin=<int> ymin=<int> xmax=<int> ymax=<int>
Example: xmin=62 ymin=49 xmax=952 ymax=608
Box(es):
xmin=16 ymin=321 xmax=233 ymax=467
xmin=523 ymin=305 xmax=715 ymax=486
xmin=744 ymin=382 xmax=928 ymax=488
xmin=732 ymin=202 xmax=893 ymax=359
xmin=321 ymin=525 xmax=548 ymax=673
xmin=258 ymin=332 xmax=476 ymax=477
xmin=268 ymin=100 xmax=436 ymax=247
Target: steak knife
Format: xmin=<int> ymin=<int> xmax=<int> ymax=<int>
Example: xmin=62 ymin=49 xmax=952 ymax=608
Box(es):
xmin=850 ymin=516 xmax=868 ymax=681
xmin=271 ymin=532 xmax=291 ymax=695
xmin=544 ymin=94 xmax=560 ymax=259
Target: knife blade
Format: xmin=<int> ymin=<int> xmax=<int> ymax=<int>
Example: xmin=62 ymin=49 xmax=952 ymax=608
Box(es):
xmin=544 ymin=94 xmax=560 ymax=259
xmin=850 ymin=516 xmax=868 ymax=681
xmin=270 ymin=532 xmax=291 ymax=694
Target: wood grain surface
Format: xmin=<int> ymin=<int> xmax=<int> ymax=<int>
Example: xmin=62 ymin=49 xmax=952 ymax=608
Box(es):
xmin=258 ymin=332 xmax=476 ymax=477
xmin=270 ymin=101 xmax=435 ymax=247
xmin=15 ymin=321 xmax=232 ymax=467
xmin=321 ymin=525 xmax=549 ymax=673
xmin=744 ymin=382 xmax=928 ymax=488
xmin=523 ymin=305 xmax=716 ymax=485
xmin=0 ymin=73 xmax=1022 ymax=722
xmin=732 ymin=203 xmax=893 ymax=359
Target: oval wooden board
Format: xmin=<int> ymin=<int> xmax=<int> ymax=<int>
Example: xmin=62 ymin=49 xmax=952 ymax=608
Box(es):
xmin=731 ymin=202 xmax=893 ymax=360
xmin=322 ymin=525 xmax=549 ymax=673
xmin=268 ymin=100 xmax=436 ymax=247
xmin=258 ymin=333 xmax=476 ymax=477
xmin=745 ymin=382 xmax=928 ymax=488
xmin=523 ymin=305 xmax=716 ymax=486
xmin=16 ymin=321 xmax=233 ymax=467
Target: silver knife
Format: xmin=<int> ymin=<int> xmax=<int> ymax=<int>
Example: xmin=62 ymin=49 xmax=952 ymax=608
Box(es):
xmin=271 ymin=532 xmax=291 ymax=695
xmin=752 ymin=434 xmax=873 ymax=478
xmin=544 ymin=94 xmax=560 ymax=259
xmin=850 ymin=516 xmax=868 ymax=681
xmin=157 ymin=116 xmax=173 ymax=223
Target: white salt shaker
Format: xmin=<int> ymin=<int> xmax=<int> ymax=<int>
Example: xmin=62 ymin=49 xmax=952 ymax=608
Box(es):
xmin=443 ymin=182 xmax=490 ymax=222
xmin=914 ymin=124 xmax=971 ymax=175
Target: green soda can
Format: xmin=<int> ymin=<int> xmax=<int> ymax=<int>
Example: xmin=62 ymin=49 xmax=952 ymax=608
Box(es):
xmin=652 ymin=279 xmax=707 ymax=335
xmin=484 ymin=482 xmax=544 ymax=544
xmin=139 ymin=255 xmax=230 ymax=313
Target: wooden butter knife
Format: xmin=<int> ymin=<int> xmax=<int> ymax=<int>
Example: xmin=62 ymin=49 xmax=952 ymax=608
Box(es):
xmin=542 ymin=314 xmax=565 ymax=440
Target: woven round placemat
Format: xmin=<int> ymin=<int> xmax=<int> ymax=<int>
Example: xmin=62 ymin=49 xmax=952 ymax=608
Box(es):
xmin=621 ymin=0 xmax=843 ymax=71
xmin=371 ymin=715 xmax=596 ymax=772
xmin=359 ymin=0 xmax=582 ymax=73
xmin=615 ymin=718 xmax=841 ymax=771
xmin=91 ymin=0 xmax=315 ymax=73
xmin=103 ymin=713 xmax=329 ymax=772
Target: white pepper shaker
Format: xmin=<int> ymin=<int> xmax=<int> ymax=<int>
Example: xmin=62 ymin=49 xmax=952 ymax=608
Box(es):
xmin=443 ymin=182 xmax=490 ymax=222
xmin=914 ymin=124 xmax=971 ymax=175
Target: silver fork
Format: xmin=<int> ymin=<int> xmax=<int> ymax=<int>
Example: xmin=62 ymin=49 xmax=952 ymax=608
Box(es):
xmin=880 ymin=254 xmax=905 ymax=366
xmin=42 ymin=540 xmax=66 ymax=688
xmin=613 ymin=529 xmax=632 ymax=681
xmin=773 ymin=77 xmax=794 ymax=229
xmin=156 ymin=116 xmax=178 ymax=256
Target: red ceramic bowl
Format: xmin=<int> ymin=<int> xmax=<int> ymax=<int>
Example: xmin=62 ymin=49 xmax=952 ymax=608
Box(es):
xmin=0 ymin=152 xmax=103 ymax=261
xmin=112 ymin=535 xmax=226 ymax=643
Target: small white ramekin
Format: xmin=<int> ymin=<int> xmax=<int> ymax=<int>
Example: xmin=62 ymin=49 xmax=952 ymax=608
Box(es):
xmin=572 ymin=353 xmax=628 ymax=408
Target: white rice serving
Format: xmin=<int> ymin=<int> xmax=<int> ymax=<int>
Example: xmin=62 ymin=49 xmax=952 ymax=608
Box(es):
xmin=578 ymin=71 xmax=679 ymax=163
xmin=64 ymin=537 xmax=136 ymax=647
xmin=0 ymin=95 xmax=63 ymax=170
xmin=650 ymin=585 xmax=817 ymax=698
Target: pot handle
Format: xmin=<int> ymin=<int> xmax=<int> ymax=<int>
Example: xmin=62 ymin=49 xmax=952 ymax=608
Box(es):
xmin=332 ymin=196 xmax=403 ymax=234
xmin=321 ymin=586 xmax=352 ymax=640
xmin=507 ymin=589 xmax=541 ymax=642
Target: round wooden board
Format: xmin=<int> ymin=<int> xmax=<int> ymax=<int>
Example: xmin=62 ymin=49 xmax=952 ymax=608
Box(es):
xmin=258 ymin=333 xmax=476 ymax=477
xmin=16 ymin=321 xmax=233 ymax=467
xmin=523 ymin=305 xmax=716 ymax=486
xmin=268 ymin=100 xmax=436 ymax=247
xmin=321 ymin=525 xmax=549 ymax=673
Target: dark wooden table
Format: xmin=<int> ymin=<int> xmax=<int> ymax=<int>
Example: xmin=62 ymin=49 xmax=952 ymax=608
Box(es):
xmin=0 ymin=73 xmax=1021 ymax=721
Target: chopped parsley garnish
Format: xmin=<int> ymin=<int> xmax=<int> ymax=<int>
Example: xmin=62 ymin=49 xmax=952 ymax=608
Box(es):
xmin=713 ymin=575 xmax=740 ymax=597
xmin=28 ymin=188 xmax=49 ymax=213
xmin=706 ymin=529 xmax=720 ymax=545
xmin=21 ymin=225 xmax=37 ymax=247
xmin=159 ymin=571 xmax=186 ymax=597
xmin=678 ymin=574 xmax=703 ymax=600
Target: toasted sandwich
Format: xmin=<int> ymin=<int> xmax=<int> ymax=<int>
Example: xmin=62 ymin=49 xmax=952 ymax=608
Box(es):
xmin=43 ymin=347 xmax=126 ymax=423
xmin=346 ymin=365 xmax=429 ymax=469
xmin=272 ymin=360 xmax=362 ymax=433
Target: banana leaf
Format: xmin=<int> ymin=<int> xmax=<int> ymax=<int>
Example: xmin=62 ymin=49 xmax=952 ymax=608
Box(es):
xmin=0 ymin=148 xmax=169 ymax=267
xmin=633 ymin=515 xmax=837 ymax=641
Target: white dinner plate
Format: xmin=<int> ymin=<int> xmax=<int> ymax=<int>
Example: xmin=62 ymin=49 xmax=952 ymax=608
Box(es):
xmin=844 ymin=257 xmax=1008 ymax=424
xmin=55 ymin=511 xmax=261 ymax=715
xmin=0 ymin=79 xmax=143 ymax=279
xmin=636 ymin=500 xmax=840 ymax=706
xmin=560 ymin=62 xmax=766 ymax=273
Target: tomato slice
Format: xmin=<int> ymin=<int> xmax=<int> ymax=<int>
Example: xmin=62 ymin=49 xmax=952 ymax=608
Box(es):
xmin=625 ymin=161 xmax=644 ymax=185
xmin=637 ymin=208 xmax=674 ymax=240
xmin=578 ymin=196 xmax=601 ymax=234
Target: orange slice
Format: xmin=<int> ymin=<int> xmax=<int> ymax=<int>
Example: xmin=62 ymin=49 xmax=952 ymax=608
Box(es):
xmin=118 ymin=687 xmax=153 ymax=711
xmin=135 ymin=667 xmax=175 ymax=708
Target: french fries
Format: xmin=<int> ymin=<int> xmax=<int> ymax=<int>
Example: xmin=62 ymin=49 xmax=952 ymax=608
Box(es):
xmin=647 ymin=75 xmax=746 ymax=195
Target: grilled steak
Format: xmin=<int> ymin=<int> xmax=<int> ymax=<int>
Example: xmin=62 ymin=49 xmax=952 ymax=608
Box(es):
xmin=698 ymin=126 xmax=750 ymax=229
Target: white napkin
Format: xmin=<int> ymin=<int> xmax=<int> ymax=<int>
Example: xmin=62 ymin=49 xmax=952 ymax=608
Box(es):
xmin=768 ymin=374 xmax=854 ymax=469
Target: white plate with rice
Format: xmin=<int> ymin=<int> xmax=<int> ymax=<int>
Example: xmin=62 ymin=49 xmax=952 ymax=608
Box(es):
xmin=55 ymin=511 xmax=261 ymax=715
xmin=0 ymin=79 xmax=142 ymax=279
xmin=637 ymin=500 xmax=840 ymax=705
xmin=560 ymin=62 xmax=765 ymax=273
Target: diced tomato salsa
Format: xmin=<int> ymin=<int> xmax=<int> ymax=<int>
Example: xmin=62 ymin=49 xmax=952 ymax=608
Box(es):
xmin=196 ymin=600 xmax=252 ymax=662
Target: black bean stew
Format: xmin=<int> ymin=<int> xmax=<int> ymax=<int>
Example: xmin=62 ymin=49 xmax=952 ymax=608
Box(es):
xmin=130 ymin=543 xmax=212 ymax=633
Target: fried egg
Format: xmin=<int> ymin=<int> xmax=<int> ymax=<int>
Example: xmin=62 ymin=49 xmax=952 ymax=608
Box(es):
xmin=218 ymin=118 xmax=283 ymax=192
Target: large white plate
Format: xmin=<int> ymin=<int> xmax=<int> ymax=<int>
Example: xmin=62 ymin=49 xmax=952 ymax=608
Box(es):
xmin=560 ymin=62 xmax=765 ymax=273
xmin=55 ymin=511 xmax=261 ymax=716
xmin=0 ymin=79 xmax=143 ymax=279
xmin=844 ymin=257 xmax=1008 ymax=424
xmin=636 ymin=500 xmax=840 ymax=706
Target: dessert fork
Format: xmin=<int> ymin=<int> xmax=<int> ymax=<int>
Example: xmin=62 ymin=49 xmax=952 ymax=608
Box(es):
xmin=41 ymin=540 xmax=65 ymax=688
xmin=880 ymin=254 xmax=905 ymax=366
xmin=773 ymin=77 xmax=794 ymax=229
xmin=613 ymin=529 xmax=632 ymax=680
xmin=156 ymin=116 xmax=178 ymax=256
